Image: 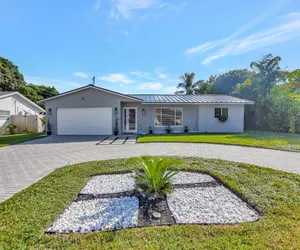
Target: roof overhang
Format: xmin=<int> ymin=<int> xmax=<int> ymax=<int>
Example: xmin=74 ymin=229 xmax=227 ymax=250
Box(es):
xmin=0 ymin=92 xmax=45 ymax=112
xmin=37 ymin=85 xmax=143 ymax=104
xmin=140 ymin=102 xmax=254 ymax=105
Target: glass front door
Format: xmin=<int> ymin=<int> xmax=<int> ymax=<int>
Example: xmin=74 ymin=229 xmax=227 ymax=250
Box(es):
xmin=123 ymin=107 xmax=137 ymax=132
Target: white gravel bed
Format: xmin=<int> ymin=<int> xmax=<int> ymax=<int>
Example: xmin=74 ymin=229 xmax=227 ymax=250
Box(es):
xmin=167 ymin=186 xmax=259 ymax=224
xmin=80 ymin=173 xmax=135 ymax=194
xmin=47 ymin=197 xmax=139 ymax=233
xmin=171 ymin=171 xmax=215 ymax=184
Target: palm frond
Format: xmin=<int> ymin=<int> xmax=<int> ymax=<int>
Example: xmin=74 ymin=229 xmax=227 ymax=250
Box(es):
xmin=134 ymin=156 xmax=183 ymax=195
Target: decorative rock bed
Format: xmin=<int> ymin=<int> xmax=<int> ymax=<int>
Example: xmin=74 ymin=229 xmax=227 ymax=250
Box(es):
xmin=47 ymin=171 xmax=259 ymax=233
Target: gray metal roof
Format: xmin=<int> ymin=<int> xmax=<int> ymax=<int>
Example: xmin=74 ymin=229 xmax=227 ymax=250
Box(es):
xmin=129 ymin=94 xmax=254 ymax=104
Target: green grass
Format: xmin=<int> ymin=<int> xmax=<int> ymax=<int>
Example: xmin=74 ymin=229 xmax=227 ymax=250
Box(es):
xmin=1 ymin=157 xmax=300 ymax=249
xmin=0 ymin=133 xmax=44 ymax=148
xmin=138 ymin=130 xmax=300 ymax=152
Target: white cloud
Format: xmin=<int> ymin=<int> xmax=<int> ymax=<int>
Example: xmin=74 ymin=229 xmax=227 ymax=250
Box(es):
xmin=138 ymin=82 xmax=163 ymax=90
xmin=163 ymin=86 xmax=177 ymax=94
xmin=93 ymin=0 xmax=102 ymax=13
xmin=168 ymin=2 xmax=186 ymax=13
xmin=24 ymin=76 xmax=85 ymax=92
xmin=113 ymin=0 xmax=164 ymax=19
xmin=73 ymin=72 xmax=89 ymax=79
xmin=201 ymin=17 xmax=300 ymax=64
xmin=154 ymin=67 xmax=167 ymax=79
xmin=98 ymin=73 xmax=134 ymax=84
xmin=185 ymin=13 xmax=267 ymax=56
xmin=158 ymin=73 xmax=167 ymax=79
xmin=130 ymin=71 xmax=149 ymax=78
xmin=280 ymin=12 xmax=300 ymax=21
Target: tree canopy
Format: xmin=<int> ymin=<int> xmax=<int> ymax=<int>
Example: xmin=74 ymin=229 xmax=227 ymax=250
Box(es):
xmin=211 ymin=69 xmax=251 ymax=94
xmin=0 ymin=56 xmax=59 ymax=106
xmin=0 ymin=57 xmax=26 ymax=91
xmin=175 ymin=54 xmax=300 ymax=134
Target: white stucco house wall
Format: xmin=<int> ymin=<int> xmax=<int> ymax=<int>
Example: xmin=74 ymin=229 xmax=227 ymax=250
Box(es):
xmin=0 ymin=91 xmax=45 ymax=129
xmin=37 ymin=85 xmax=254 ymax=136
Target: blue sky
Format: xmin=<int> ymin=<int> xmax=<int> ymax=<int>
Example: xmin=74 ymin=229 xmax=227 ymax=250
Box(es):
xmin=1 ymin=0 xmax=300 ymax=94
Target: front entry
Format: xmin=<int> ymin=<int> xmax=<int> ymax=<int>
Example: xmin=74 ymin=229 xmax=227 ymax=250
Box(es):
xmin=123 ymin=107 xmax=137 ymax=133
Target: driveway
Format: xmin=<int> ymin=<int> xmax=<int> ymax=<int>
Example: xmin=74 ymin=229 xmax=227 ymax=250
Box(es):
xmin=1 ymin=135 xmax=300 ymax=202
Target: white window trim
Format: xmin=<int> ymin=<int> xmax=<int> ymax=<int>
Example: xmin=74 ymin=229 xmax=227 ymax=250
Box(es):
xmin=154 ymin=107 xmax=183 ymax=127
xmin=123 ymin=107 xmax=138 ymax=133
xmin=214 ymin=107 xmax=229 ymax=118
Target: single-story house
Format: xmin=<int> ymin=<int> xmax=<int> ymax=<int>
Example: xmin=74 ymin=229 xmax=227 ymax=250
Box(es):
xmin=37 ymin=84 xmax=254 ymax=135
xmin=0 ymin=91 xmax=45 ymax=129
xmin=38 ymin=85 xmax=253 ymax=135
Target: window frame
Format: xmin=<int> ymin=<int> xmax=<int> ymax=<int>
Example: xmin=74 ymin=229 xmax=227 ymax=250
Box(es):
xmin=0 ymin=110 xmax=10 ymax=121
xmin=154 ymin=107 xmax=183 ymax=127
xmin=214 ymin=107 xmax=229 ymax=119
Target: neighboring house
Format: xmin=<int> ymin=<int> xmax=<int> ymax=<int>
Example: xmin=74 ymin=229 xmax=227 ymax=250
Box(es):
xmin=37 ymin=85 xmax=254 ymax=135
xmin=0 ymin=91 xmax=45 ymax=129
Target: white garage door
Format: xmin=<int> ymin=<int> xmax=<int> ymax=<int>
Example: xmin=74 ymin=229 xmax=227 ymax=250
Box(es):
xmin=57 ymin=108 xmax=112 ymax=135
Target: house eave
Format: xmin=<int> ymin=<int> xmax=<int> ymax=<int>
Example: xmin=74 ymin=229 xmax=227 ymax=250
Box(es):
xmin=37 ymin=85 xmax=143 ymax=104
xmin=0 ymin=92 xmax=45 ymax=112
xmin=140 ymin=102 xmax=254 ymax=105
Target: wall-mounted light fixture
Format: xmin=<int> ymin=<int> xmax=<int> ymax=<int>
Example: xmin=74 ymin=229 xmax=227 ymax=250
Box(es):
xmin=48 ymin=108 xmax=52 ymax=116
xmin=142 ymin=108 xmax=145 ymax=116
xmin=114 ymin=107 xmax=118 ymax=116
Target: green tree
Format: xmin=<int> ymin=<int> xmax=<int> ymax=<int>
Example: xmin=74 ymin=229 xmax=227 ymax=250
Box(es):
xmin=0 ymin=56 xmax=59 ymax=106
xmin=0 ymin=57 xmax=26 ymax=91
xmin=195 ymin=75 xmax=216 ymax=94
xmin=176 ymin=72 xmax=200 ymax=95
xmin=235 ymin=54 xmax=286 ymax=131
xmin=211 ymin=69 xmax=251 ymax=94
xmin=249 ymin=54 xmax=282 ymax=96
xmin=268 ymin=86 xmax=300 ymax=133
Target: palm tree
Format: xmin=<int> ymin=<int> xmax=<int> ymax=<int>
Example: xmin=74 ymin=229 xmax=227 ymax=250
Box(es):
xmin=250 ymin=54 xmax=281 ymax=96
xmin=176 ymin=72 xmax=199 ymax=95
xmin=249 ymin=54 xmax=282 ymax=130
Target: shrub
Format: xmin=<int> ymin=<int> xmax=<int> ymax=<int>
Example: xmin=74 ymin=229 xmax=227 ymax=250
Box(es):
xmin=40 ymin=115 xmax=46 ymax=126
xmin=0 ymin=126 xmax=4 ymax=135
xmin=135 ymin=156 xmax=181 ymax=196
xmin=6 ymin=124 xmax=17 ymax=134
xmin=165 ymin=125 xmax=172 ymax=133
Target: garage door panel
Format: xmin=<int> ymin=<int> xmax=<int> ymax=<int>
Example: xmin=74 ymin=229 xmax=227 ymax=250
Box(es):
xmin=57 ymin=108 xmax=112 ymax=135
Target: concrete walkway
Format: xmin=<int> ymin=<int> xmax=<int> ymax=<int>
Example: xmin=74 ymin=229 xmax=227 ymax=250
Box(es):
xmin=0 ymin=135 xmax=299 ymax=202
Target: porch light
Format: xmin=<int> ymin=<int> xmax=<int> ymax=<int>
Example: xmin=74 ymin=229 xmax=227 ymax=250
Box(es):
xmin=114 ymin=107 xmax=118 ymax=116
xmin=48 ymin=108 xmax=52 ymax=116
xmin=142 ymin=108 xmax=145 ymax=116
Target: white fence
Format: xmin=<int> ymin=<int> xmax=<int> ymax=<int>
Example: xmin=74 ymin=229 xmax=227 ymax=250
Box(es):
xmin=10 ymin=115 xmax=44 ymax=133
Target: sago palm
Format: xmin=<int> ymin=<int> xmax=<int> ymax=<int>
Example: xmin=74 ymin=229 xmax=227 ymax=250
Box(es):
xmin=135 ymin=156 xmax=180 ymax=196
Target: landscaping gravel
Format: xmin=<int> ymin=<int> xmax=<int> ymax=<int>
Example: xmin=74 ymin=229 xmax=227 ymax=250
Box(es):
xmin=47 ymin=197 xmax=139 ymax=233
xmin=80 ymin=173 xmax=135 ymax=194
xmin=49 ymin=171 xmax=259 ymax=234
xmin=171 ymin=171 xmax=215 ymax=184
xmin=167 ymin=186 xmax=259 ymax=224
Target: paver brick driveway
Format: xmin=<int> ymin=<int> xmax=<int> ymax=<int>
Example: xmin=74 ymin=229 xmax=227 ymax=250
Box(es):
xmin=1 ymin=135 xmax=300 ymax=202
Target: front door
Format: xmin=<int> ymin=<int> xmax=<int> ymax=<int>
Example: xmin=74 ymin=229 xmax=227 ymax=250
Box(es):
xmin=123 ymin=107 xmax=137 ymax=133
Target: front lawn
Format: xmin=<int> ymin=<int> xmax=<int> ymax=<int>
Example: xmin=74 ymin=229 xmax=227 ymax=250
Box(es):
xmin=0 ymin=133 xmax=44 ymax=148
xmin=138 ymin=130 xmax=300 ymax=151
xmin=1 ymin=157 xmax=300 ymax=249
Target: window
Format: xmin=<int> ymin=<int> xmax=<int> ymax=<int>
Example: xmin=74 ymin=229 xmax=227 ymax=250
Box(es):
xmin=0 ymin=110 xmax=10 ymax=120
xmin=215 ymin=108 xmax=228 ymax=118
xmin=214 ymin=108 xmax=222 ymax=118
xmin=154 ymin=108 xmax=182 ymax=126
xmin=222 ymin=108 xmax=228 ymax=118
